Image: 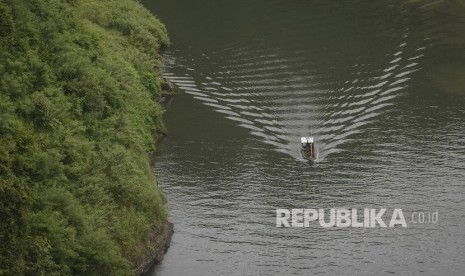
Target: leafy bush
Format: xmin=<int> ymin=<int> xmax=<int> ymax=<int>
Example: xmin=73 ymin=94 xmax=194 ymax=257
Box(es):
xmin=0 ymin=0 xmax=169 ymax=274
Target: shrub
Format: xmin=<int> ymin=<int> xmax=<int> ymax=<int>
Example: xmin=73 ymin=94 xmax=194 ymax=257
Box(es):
xmin=0 ymin=0 xmax=170 ymax=274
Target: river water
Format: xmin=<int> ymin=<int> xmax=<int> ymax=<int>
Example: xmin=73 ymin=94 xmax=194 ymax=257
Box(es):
xmin=142 ymin=0 xmax=465 ymax=275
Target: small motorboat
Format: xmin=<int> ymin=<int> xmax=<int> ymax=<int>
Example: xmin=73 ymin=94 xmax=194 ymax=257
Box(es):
xmin=300 ymin=136 xmax=318 ymax=162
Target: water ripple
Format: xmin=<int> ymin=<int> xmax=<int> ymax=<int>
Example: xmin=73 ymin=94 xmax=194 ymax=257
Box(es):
xmin=160 ymin=1 xmax=435 ymax=162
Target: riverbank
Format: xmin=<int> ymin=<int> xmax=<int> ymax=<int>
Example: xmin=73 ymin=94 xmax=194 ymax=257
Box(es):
xmin=0 ymin=0 xmax=173 ymax=274
xmin=132 ymin=221 xmax=174 ymax=275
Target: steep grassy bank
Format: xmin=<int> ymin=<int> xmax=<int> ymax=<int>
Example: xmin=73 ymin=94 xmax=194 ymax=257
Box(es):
xmin=0 ymin=0 xmax=171 ymax=274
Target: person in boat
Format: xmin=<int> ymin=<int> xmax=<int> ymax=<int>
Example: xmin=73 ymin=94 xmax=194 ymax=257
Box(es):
xmin=303 ymin=142 xmax=313 ymax=156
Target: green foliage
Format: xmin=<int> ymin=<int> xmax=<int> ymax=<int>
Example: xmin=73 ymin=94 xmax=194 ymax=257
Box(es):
xmin=0 ymin=0 xmax=169 ymax=274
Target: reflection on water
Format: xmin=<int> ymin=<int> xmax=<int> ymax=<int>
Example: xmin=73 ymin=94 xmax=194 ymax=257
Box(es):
xmin=142 ymin=0 xmax=465 ymax=275
xmin=406 ymin=0 xmax=465 ymax=95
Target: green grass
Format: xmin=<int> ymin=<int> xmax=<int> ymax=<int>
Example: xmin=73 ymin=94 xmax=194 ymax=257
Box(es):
xmin=0 ymin=0 xmax=170 ymax=274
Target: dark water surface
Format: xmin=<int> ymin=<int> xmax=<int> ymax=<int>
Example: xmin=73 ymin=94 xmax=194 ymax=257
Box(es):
xmin=142 ymin=0 xmax=465 ymax=275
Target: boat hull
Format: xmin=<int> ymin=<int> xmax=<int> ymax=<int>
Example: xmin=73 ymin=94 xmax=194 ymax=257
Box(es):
xmin=300 ymin=144 xmax=318 ymax=162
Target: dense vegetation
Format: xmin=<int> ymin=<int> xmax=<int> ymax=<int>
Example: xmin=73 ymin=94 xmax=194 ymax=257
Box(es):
xmin=0 ymin=0 xmax=170 ymax=274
